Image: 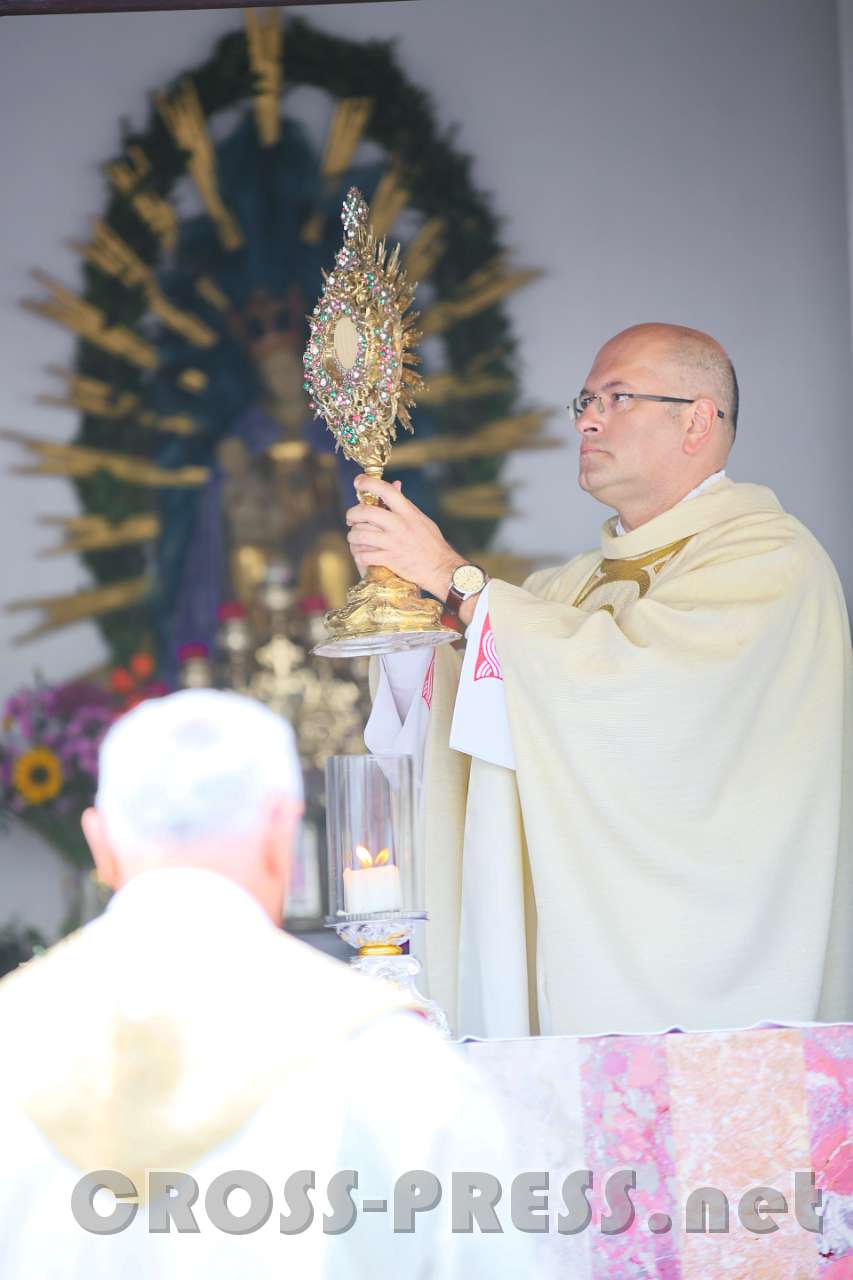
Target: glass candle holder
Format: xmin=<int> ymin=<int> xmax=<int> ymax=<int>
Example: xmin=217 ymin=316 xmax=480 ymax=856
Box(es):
xmin=325 ymin=754 xmax=421 ymax=934
xmin=324 ymin=753 xmax=449 ymax=1036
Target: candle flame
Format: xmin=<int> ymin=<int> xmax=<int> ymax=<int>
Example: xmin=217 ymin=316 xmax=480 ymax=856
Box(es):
xmin=352 ymin=845 xmax=393 ymax=868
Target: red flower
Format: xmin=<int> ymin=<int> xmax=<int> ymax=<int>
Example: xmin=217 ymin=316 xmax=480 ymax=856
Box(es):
xmin=217 ymin=601 xmax=246 ymax=622
xmin=129 ymin=652 xmax=155 ymax=681
xmin=297 ymin=594 xmax=328 ymax=615
xmin=177 ymin=643 xmax=208 ymax=662
xmin=110 ymin=668 xmax=134 ymax=695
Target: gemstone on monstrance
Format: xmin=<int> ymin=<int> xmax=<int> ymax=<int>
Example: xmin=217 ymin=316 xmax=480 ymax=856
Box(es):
xmin=342 ymin=188 xmax=369 ymax=238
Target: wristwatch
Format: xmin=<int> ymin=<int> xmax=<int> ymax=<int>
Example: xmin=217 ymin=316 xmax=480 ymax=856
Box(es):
xmin=444 ymin=563 xmax=488 ymax=618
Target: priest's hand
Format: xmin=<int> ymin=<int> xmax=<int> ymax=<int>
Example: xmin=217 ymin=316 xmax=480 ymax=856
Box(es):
xmin=346 ymin=474 xmax=466 ymax=603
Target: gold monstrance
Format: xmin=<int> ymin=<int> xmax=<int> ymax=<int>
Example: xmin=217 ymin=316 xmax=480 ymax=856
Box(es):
xmin=305 ymin=188 xmax=458 ymax=657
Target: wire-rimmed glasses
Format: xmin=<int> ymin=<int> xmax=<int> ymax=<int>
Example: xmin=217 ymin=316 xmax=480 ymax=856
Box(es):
xmin=569 ymin=391 xmax=725 ymax=422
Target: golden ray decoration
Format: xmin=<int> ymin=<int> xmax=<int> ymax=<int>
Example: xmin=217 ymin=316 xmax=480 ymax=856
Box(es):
xmin=137 ymin=411 xmax=199 ymax=437
xmin=300 ymin=98 xmax=374 ymax=245
xmin=7 ymin=577 xmax=149 ymax=643
xmin=245 ymin=7 xmax=283 ymax=147
xmin=389 ymin=411 xmax=559 ymax=468
xmin=145 ymin=292 xmax=218 ymax=348
xmin=106 ymin=145 xmax=178 ymax=253
xmin=70 ymin=222 xmax=218 ymax=348
xmin=369 ymin=164 xmax=410 ymax=241
xmin=266 ymin=439 xmax=312 ymax=463
xmin=440 ymin=483 xmax=513 ymax=520
xmin=39 ymin=370 xmax=199 ymax=436
xmin=195 ymin=275 xmax=229 ymax=311
xmin=21 ymin=271 xmax=157 ymax=371
xmin=420 ymin=256 xmax=542 ymax=336
xmin=156 ymin=79 xmax=244 ymax=251
xmin=178 ymin=368 xmax=208 ymax=393
xmin=39 ymin=368 xmax=139 ymax=419
xmin=69 ymin=222 xmax=147 ymax=290
xmin=1 ymin=429 xmax=209 ymax=488
xmin=404 ymin=217 xmax=447 ymax=283
xmin=320 ymin=97 xmax=373 ymax=176
xmin=38 ymin=514 xmax=160 ymax=556
xmin=417 ymin=369 xmax=514 ymax=406
xmin=300 ymin=212 xmax=326 ymax=247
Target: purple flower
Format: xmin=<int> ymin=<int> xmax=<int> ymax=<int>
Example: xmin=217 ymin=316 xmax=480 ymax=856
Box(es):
xmin=58 ymin=736 xmax=86 ymax=765
xmin=15 ymin=711 xmax=35 ymax=741
xmin=3 ymin=687 xmax=59 ymax=743
xmin=58 ymin=732 xmax=102 ymax=781
xmin=53 ymin=681 xmax=112 ymax=718
xmin=36 ymin=686 xmax=59 ymax=714
xmin=3 ymin=695 xmax=22 ymax=720
xmin=82 ymin=757 xmax=100 ymax=781
xmin=66 ymin=706 xmax=113 ymax=742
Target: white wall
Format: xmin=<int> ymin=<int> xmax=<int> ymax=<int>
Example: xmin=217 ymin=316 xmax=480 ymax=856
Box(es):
xmin=1 ymin=0 xmax=851 ymax=932
xmin=840 ymin=0 xmax=853 ymax=363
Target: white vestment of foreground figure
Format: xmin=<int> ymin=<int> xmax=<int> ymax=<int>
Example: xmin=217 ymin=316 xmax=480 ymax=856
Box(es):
xmin=0 ymin=868 xmax=540 ymax=1277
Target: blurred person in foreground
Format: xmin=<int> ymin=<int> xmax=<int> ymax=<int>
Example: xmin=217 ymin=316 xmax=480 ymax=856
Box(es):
xmin=354 ymin=322 xmax=853 ymax=1039
xmin=0 ymin=690 xmax=539 ymax=1278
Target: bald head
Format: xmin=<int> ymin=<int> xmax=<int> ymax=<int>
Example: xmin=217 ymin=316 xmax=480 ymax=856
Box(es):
xmin=576 ymin=322 xmax=738 ymax=531
xmin=602 ymin=323 xmax=738 ymax=438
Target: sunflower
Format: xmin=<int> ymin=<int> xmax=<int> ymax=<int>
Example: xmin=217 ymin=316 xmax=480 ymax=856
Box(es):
xmin=12 ymin=747 xmax=63 ymax=805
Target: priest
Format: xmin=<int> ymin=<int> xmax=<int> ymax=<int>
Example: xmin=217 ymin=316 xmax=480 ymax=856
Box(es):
xmin=350 ymin=322 xmax=853 ymax=1039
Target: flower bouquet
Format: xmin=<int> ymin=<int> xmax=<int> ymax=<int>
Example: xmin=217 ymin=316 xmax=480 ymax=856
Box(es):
xmin=1 ymin=655 xmax=168 ymax=872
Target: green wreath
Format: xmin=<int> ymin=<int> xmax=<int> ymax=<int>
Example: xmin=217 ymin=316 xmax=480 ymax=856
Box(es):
xmin=17 ymin=13 xmax=544 ymax=670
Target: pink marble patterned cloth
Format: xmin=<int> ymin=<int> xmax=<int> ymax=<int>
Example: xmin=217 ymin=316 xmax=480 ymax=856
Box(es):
xmin=463 ymin=1024 xmax=853 ymax=1278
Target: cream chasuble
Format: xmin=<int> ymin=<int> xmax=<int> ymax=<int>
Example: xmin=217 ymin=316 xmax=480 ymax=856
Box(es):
xmin=0 ymin=869 xmax=526 ymax=1278
xmin=413 ymin=478 xmax=853 ymax=1039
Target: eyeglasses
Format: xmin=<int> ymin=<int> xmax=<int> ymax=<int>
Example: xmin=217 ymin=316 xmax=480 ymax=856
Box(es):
xmin=568 ymin=392 xmax=725 ymax=422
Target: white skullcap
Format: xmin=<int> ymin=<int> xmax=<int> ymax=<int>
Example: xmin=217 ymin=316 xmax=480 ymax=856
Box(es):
xmin=97 ymin=688 xmax=303 ymax=853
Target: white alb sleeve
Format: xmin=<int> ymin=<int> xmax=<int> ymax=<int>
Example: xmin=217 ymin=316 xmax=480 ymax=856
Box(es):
xmin=364 ymin=649 xmax=434 ymax=782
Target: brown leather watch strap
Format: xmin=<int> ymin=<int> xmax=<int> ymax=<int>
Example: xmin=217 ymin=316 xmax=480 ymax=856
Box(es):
xmin=444 ymin=582 xmax=466 ymax=619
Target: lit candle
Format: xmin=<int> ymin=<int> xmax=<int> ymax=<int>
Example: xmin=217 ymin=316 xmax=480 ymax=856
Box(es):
xmin=343 ymin=845 xmax=402 ymax=915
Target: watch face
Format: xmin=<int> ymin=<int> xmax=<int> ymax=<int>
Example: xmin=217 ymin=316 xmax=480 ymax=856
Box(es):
xmin=452 ymin=564 xmax=486 ymax=595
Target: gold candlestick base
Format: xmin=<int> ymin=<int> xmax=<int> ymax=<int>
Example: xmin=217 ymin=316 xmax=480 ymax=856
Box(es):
xmin=312 ymin=564 xmax=457 ymax=657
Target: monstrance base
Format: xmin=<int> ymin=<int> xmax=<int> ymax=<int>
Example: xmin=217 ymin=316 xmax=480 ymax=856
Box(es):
xmin=311 ymin=564 xmax=458 ymax=658
xmin=312 ymin=627 xmax=457 ymax=658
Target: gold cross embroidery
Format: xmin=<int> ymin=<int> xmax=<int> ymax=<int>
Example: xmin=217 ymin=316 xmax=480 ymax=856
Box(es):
xmin=572 ymin=535 xmax=693 ymax=610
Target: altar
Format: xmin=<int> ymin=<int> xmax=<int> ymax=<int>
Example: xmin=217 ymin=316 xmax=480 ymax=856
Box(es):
xmin=461 ymin=1022 xmax=852 ymax=1278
